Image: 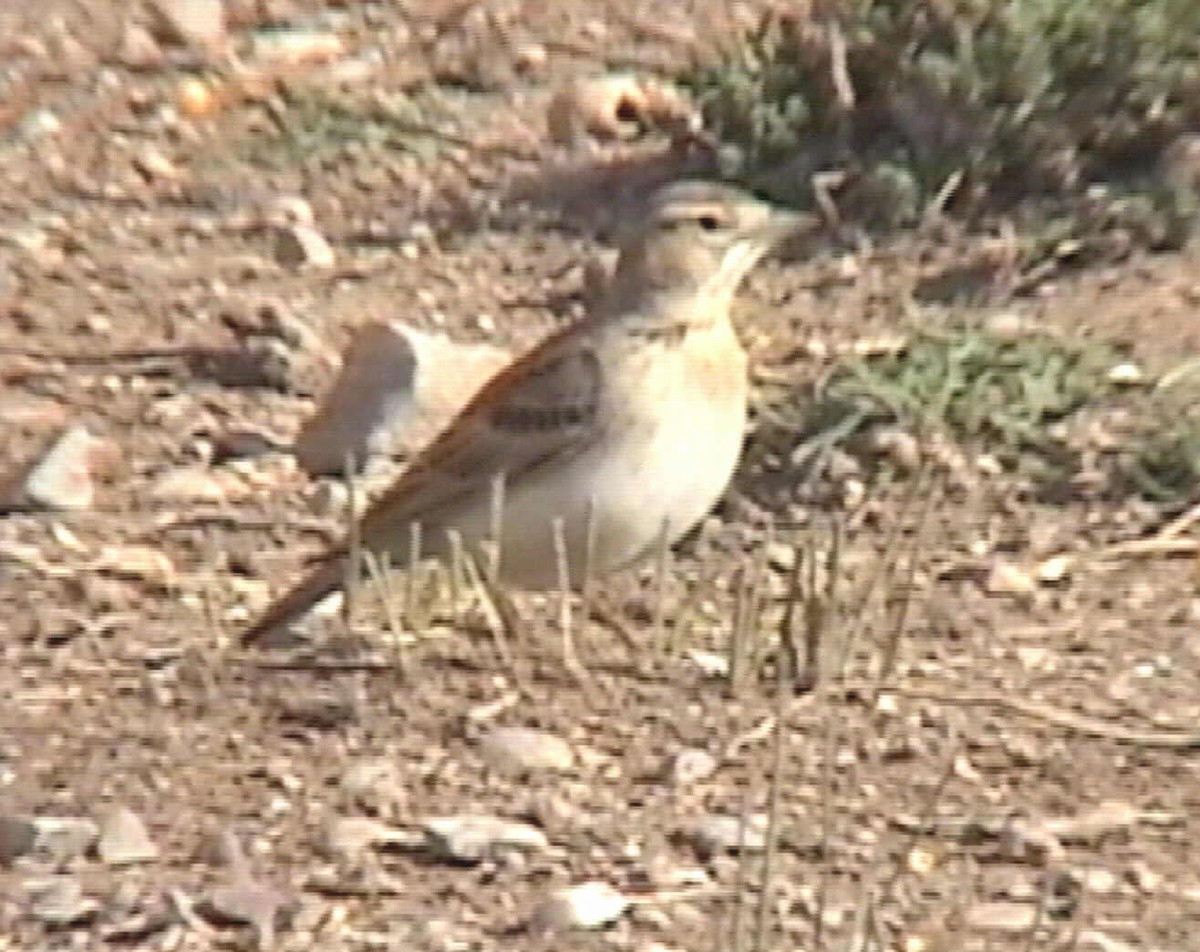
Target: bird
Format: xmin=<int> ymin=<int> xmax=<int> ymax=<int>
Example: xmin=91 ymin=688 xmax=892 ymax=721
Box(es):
xmin=240 ymin=179 xmax=807 ymax=646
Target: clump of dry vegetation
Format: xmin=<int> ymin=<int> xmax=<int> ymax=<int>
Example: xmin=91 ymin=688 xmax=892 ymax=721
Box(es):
xmin=684 ymin=0 xmax=1200 ymax=234
xmin=803 ymin=324 xmax=1200 ymax=502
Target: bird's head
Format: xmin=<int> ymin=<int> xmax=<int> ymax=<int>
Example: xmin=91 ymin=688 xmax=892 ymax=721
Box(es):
xmin=606 ymin=180 xmax=811 ymax=316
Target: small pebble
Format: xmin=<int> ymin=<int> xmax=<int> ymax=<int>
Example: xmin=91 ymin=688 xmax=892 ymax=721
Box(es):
xmin=274 ymin=224 xmax=335 ymax=269
xmin=478 ymin=727 xmax=575 ymax=774
xmin=423 ymin=815 xmax=548 ymax=864
xmin=98 ymin=807 xmax=158 ymax=866
xmin=532 ymin=881 xmax=629 ymax=931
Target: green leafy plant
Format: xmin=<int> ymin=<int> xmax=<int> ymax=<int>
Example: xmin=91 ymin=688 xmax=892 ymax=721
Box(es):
xmin=684 ymin=0 xmax=1200 ymax=229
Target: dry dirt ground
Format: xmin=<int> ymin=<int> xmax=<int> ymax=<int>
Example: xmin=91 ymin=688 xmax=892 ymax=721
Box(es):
xmin=3 ymin=3 xmax=1200 ymax=951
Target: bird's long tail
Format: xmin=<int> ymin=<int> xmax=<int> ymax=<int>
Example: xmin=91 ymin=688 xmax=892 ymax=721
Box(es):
xmin=240 ymin=555 xmax=346 ymax=646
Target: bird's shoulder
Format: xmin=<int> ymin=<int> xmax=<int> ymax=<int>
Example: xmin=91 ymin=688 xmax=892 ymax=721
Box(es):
xmin=357 ymin=318 xmax=608 ymax=529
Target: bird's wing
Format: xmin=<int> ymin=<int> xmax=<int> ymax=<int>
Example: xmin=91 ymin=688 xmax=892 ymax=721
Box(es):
xmin=239 ymin=321 xmax=606 ymax=646
xmin=358 ymin=320 xmax=605 ymax=539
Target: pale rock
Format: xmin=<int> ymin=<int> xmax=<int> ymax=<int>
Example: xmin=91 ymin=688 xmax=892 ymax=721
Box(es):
xmin=292 ymin=320 xmax=509 ymax=476
xmin=203 ymin=876 xmax=296 ymax=946
xmin=151 ymin=0 xmax=227 ymax=53
xmin=29 ymin=816 xmax=100 ymax=862
xmin=478 ymin=727 xmax=575 ymax=774
xmin=668 ymin=748 xmax=717 ymax=786
xmin=423 ymin=815 xmax=548 ymax=863
xmin=685 ymin=650 xmax=729 ymax=678
xmin=98 ymin=807 xmax=158 ymax=866
xmin=1107 ymin=362 xmax=1143 ymax=385
xmin=964 ymin=900 xmax=1037 ymax=933
xmin=133 ymin=147 xmax=181 ymax=183
xmin=322 ymin=816 xmax=417 ymax=860
xmin=251 ymin=29 xmax=345 ymax=65
xmin=532 ymin=881 xmax=629 ymax=930
xmin=340 ymin=758 xmax=405 ymax=819
xmin=1076 ymin=928 xmax=1141 ymax=952
xmin=1043 ymin=800 xmax=1140 ymax=844
xmin=265 ymin=195 xmax=315 ymax=228
xmin=686 ymin=813 xmax=767 ymax=856
xmin=984 ymin=559 xmax=1037 ymax=597
xmin=93 ymin=546 xmax=177 ymax=589
xmin=27 ymin=876 xmax=98 ymax=926
xmin=546 ymin=74 xmax=698 ymax=146
xmin=1 ymin=424 xmax=110 ymax=511
xmin=117 ymin=23 xmax=164 ymax=69
xmin=1035 ymin=554 xmax=1073 ymax=584
xmin=870 ymin=426 xmax=922 ymax=471
xmin=148 ymin=466 xmax=234 ymax=503
xmin=273 ymin=224 xmax=335 ymax=269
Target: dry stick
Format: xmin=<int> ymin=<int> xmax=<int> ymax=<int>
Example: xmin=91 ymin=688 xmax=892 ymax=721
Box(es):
xmin=746 ymin=519 xmax=774 ymax=683
xmin=727 ymin=566 xmax=751 ymax=698
xmin=834 ymin=461 xmax=931 ymax=679
xmin=1023 ymin=870 xmax=1053 ymax=952
xmin=777 ymin=539 xmax=807 ymax=695
xmin=728 ymin=782 xmax=758 ymax=952
xmin=844 ymin=870 xmax=874 ymax=952
xmin=580 ymin=497 xmax=599 ymax=655
xmin=462 ymin=549 xmax=524 ymax=690
xmin=815 ymin=516 xmax=845 ymax=688
xmin=803 ymin=525 xmax=821 ymax=685
xmin=730 ymin=524 xmax=776 ymax=696
xmin=1093 ymin=537 xmax=1196 ymax=561
xmin=888 ymin=685 xmax=1200 ymax=748
xmin=871 ymin=466 xmax=944 ymax=696
xmin=751 ymin=619 xmax=793 ymax=952
xmin=362 ymin=550 xmax=405 ymax=668
xmin=342 ymin=453 xmax=362 ymax=629
xmin=651 ymin=517 xmax=672 ymax=658
xmin=813 ymin=566 xmax=840 ymax=952
xmin=201 ymin=525 xmax=223 ymax=648
xmin=1063 ymin=867 xmax=1093 ymax=952
xmin=923 ymin=168 xmax=965 ymax=224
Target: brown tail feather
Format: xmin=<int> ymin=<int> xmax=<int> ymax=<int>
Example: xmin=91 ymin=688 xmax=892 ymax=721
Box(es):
xmin=240 ymin=556 xmax=346 ymax=646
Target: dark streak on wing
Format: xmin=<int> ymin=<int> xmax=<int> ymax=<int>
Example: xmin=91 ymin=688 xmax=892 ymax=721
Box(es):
xmin=490 ymin=348 xmax=602 ymax=432
xmin=352 ymin=325 xmax=605 ymax=540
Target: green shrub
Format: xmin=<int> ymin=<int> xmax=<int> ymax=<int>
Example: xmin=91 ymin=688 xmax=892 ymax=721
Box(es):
xmin=684 ymin=0 xmax=1200 ymax=227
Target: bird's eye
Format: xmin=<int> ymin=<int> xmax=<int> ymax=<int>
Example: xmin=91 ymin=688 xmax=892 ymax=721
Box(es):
xmin=697 ymin=215 xmax=722 ymax=231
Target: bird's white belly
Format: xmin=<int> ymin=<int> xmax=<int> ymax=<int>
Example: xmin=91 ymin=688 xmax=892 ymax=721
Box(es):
xmin=446 ymin=386 xmax=745 ymax=590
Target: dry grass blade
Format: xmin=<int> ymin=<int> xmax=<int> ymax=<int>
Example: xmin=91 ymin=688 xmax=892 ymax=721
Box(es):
xmin=652 ymin=517 xmax=673 ymax=658
xmin=750 ymin=627 xmax=793 ymax=952
xmin=728 ymin=783 xmax=757 ymax=952
xmin=728 ymin=565 xmax=752 ymax=697
xmin=834 ymin=460 xmax=933 ymax=681
xmin=777 ymin=541 xmax=806 ymax=694
xmin=812 ymin=684 xmax=838 ymax=952
xmin=729 ymin=521 xmax=773 ymax=696
xmin=202 ymin=525 xmax=223 ymax=647
xmin=580 ymin=497 xmax=599 ymax=648
xmin=552 ymin=516 xmax=588 ymax=684
xmin=487 ymin=472 xmax=507 ymax=584
xmin=405 ymin=520 xmax=423 ymax=625
xmin=445 ymin=528 xmax=465 ymax=621
xmin=871 ymin=465 xmax=944 ymax=694
xmin=362 ymin=550 xmax=405 ymax=669
xmin=462 ymin=548 xmax=523 ymax=689
xmin=342 ymin=453 xmax=362 ymax=627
